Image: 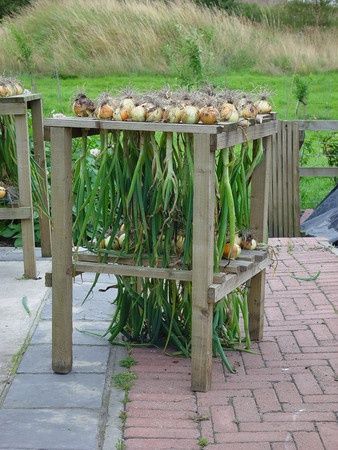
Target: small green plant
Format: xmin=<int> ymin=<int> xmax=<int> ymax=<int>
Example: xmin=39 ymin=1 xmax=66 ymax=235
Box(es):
xmin=113 ymin=371 xmax=137 ymax=391
xmin=119 ymin=355 xmax=136 ymax=369
xmin=198 ymin=437 xmax=209 ymax=448
xmin=115 ymin=439 xmax=126 ymax=450
xmin=293 ymin=75 xmax=309 ymax=117
xmin=119 ymin=410 xmax=127 ymax=426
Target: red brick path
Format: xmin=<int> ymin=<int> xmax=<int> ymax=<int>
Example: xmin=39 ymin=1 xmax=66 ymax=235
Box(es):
xmin=124 ymin=238 xmax=338 ymax=449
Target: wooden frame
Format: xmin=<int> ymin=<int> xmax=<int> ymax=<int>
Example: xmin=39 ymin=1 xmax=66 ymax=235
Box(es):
xmin=0 ymin=94 xmax=51 ymax=278
xmin=269 ymin=120 xmax=338 ymax=238
xmin=44 ymin=115 xmax=276 ymax=391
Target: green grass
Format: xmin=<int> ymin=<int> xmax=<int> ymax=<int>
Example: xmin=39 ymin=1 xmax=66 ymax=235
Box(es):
xmin=22 ymin=71 xmax=337 ymax=211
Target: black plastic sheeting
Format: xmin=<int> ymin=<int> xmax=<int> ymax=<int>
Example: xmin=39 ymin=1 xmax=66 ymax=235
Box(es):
xmin=301 ymin=184 xmax=338 ymax=246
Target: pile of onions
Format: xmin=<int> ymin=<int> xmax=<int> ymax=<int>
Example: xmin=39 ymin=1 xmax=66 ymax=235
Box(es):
xmin=71 ymin=87 xmax=273 ymax=125
xmin=0 ymin=77 xmax=24 ymax=97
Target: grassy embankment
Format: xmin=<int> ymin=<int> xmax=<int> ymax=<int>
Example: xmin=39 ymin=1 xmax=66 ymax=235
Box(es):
xmin=1 ymin=0 xmax=337 ymax=209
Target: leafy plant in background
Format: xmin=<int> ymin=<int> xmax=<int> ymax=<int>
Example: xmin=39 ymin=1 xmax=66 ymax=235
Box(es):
xmin=163 ymin=25 xmax=215 ymax=88
xmin=0 ymin=0 xmax=31 ymax=20
xmin=293 ymin=75 xmax=309 ymax=118
xmin=0 ymin=115 xmax=46 ymax=247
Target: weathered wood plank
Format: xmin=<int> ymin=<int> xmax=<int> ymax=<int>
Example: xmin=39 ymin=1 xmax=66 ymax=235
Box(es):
xmin=248 ymin=136 xmax=271 ymax=340
xmin=287 ymin=122 xmax=293 ymax=237
xmin=219 ymin=259 xmax=253 ymax=274
xmin=292 ymin=122 xmax=301 ymax=236
xmin=272 ymin=126 xmax=278 ymax=237
xmin=0 ymin=93 xmax=41 ymax=103
xmin=44 ymin=117 xmax=224 ymax=134
xmin=31 ymin=98 xmax=52 ymax=257
xmin=74 ymin=261 xmax=193 ymax=282
xmin=217 ymin=121 xmax=278 ymax=149
xmin=0 ymin=103 xmax=26 ymax=115
xmin=281 ymin=122 xmax=289 ymax=237
xmin=299 ymin=167 xmax=338 ymax=177
xmin=298 ymin=120 xmax=338 ymax=131
xmin=15 ymin=113 xmax=37 ymax=279
xmin=51 ymin=127 xmax=73 ymax=374
xmin=191 ymin=134 xmax=215 ymax=392
xmin=0 ymin=206 xmax=31 ymax=220
xmin=208 ymin=258 xmax=270 ymax=303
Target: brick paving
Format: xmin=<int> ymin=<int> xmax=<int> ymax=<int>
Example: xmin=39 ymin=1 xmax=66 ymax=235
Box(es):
xmin=123 ymin=238 xmax=338 ymax=450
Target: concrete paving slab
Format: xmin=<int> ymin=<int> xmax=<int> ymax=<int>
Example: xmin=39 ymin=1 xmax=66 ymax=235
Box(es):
xmin=31 ymin=320 xmax=111 ymax=345
xmin=40 ymin=288 xmax=116 ymax=321
xmin=17 ymin=344 xmax=110 ymax=373
xmin=0 ymin=408 xmax=98 ymax=449
xmin=0 ymin=255 xmax=51 ymax=398
xmin=3 ymin=373 xmax=106 ymax=409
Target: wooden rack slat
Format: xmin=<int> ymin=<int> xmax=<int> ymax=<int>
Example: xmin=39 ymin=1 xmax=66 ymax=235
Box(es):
xmin=0 ymin=206 xmax=32 ymax=220
xmin=208 ymin=257 xmax=270 ymax=303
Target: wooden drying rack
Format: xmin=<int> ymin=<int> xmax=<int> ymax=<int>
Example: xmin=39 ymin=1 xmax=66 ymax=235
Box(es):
xmin=0 ymin=94 xmax=51 ymax=278
xmin=44 ymin=114 xmax=277 ymax=391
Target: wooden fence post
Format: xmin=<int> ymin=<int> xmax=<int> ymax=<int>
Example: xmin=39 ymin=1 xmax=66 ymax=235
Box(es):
xmin=248 ymin=137 xmax=271 ymax=340
xmin=15 ymin=113 xmax=37 ymax=279
xmin=191 ymin=134 xmax=215 ymax=392
xmin=51 ymin=127 xmax=73 ymax=374
xmin=30 ymin=98 xmax=52 ymax=257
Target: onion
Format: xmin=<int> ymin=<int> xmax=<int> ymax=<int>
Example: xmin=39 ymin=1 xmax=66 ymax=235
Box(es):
xmin=241 ymin=238 xmax=257 ymax=251
xmin=73 ymin=93 xmax=95 ymax=117
xmin=163 ymin=106 xmax=182 ymax=123
xmin=223 ymin=243 xmax=241 ymax=260
xmin=181 ymin=105 xmax=199 ymax=124
xmin=96 ymin=103 xmax=114 ymax=120
xmin=103 ymin=236 xmax=119 ymax=250
xmin=255 ymin=97 xmax=272 ymax=114
xmin=199 ymin=106 xmax=219 ymax=125
xmin=145 ymin=104 xmax=163 ymax=122
xmin=0 ymin=186 xmax=6 ymax=199
xmin=113 ymin=108 xmax=122 ymax=121
xmin=234 ymin=234 xmax=242 ymax=247
xmin=220 ymin=103 xmax=239 ymax=123
xmin=119 ymin=98 xmax=135 ymax=121
xmin=240 ymin=101 xmax=258 ymax=119
xmin=176 ymin=234 xmax=185 ymax=253
xmin=0 ymin=83 xmax=8 ymax=97
xmin=117 ymin=233 xmax=125 ymax=248
xmin=130 ymin=105 xmax=146 ymax=122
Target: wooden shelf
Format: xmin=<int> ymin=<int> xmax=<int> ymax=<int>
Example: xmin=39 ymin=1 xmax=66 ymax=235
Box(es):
xmin=44 ymin=113 xmax=276 ymax=142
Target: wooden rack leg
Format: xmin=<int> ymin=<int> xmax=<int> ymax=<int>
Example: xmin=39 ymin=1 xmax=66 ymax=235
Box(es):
xmin=31 ymin=99 xmax=52 ymax=257
xmin=15 ymin=113 xmax=37 ymax=279
xmin=191 ymin=134 xmax=215 ymax=392
xmin=51 ymin=127 xmax=73 ymax=373
xmin=248 ymin=136 xmax=271 ymax=340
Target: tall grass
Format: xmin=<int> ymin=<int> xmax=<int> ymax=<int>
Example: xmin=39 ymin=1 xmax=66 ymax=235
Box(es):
xmin=0 ymin=0 xmax=337 ymax=76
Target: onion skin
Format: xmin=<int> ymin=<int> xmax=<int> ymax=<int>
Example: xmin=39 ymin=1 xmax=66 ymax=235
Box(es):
xmin=223 ymin=243 xmax=241 ymax=259
xmin=163 ymin=106 xmax=182 ymax=123
xmin=0 ymin=186 xmax=6 ymax=199
xmin=120 ymin=107 xmax=131 ymax=121
xmin=234 ymin=234 xmax=242 ymax=247
xmin=120 ymin=98 xmax=134 ymax=112
xmin=240 ymin=102 xmax=258 ymax=119
xmin=175 ymin=235 xmax=185 ymax=254
xmin=241 ymin=238 xmax=257 ymax=251
xmin=96 ymin=104 xmax=114 ymax=120
xmin=220 ymin=103 xmax=239 ymax=123
xmin=181 ymin=105 xmax=199 ymax=124
xmin=255 ymin=99 xmax=272 ymax=114
xmin=130 ymin=105 xmax=146 ymax=122
xmin=199 ymin=106 xmax=219 ymax=125
xmin=146 ymin=106 xmax=163 ymax=122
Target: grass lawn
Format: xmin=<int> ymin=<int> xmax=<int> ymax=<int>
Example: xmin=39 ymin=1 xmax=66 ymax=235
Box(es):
xmin=22 ymin=70 xmax=338 ymax=210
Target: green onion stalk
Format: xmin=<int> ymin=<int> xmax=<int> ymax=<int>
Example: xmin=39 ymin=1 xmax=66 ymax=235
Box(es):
xmin=73 ymin=132 xmax=261 ymax=371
